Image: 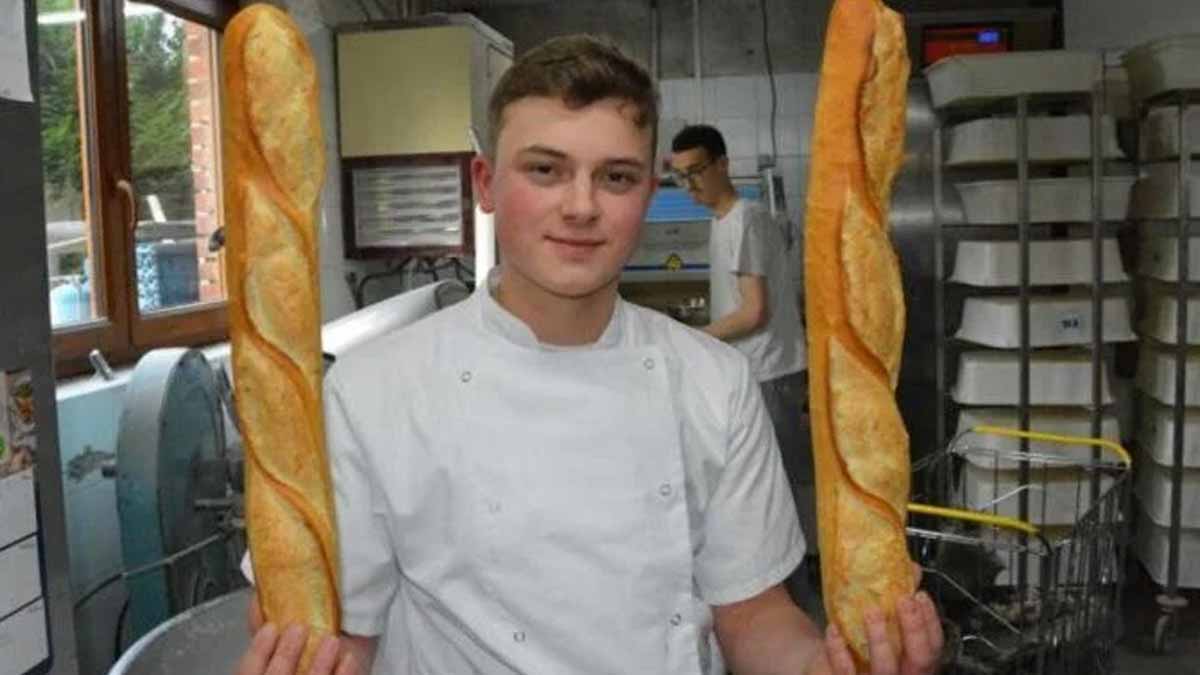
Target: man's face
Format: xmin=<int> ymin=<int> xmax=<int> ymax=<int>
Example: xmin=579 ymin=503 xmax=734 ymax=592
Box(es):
xmin=668 ymin=146 xmax=726 ymax=208
xmin=472 ymin=96 xmax=656 ymax=302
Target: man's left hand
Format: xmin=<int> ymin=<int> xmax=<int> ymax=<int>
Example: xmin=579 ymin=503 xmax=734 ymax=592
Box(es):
xmin=821 ymin=591 xmax=944 ymax=675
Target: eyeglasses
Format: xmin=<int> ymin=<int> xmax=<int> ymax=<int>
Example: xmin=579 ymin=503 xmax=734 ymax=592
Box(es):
xmin=670 ymin=157 xmax=718 ymax=186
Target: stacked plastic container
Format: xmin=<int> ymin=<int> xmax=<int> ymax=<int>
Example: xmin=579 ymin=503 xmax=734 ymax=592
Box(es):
xmin=928 ymin=50 xmax=1135 ymax=536
xmin=1125 ymin=33 xmax=1200 ymax=647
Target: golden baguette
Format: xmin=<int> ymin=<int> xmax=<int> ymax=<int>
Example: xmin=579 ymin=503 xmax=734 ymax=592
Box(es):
xmin=803 ymin=0 xmax=912 ymax=665
xmin=222 ymin=4 xmax=339 ymax=668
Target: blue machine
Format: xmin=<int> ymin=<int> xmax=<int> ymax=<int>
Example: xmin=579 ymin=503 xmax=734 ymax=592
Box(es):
xmin=622 ymin=181 xmax=767 ymax=282
xmin=642 ymin=183 xmax=763 ymax=224
xmin=114 ymin=348 xmax=238 ymax=642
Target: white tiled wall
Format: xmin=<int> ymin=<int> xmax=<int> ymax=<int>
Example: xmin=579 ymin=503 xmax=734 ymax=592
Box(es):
xmin=658 ymin=72 xmax=819 ymax=227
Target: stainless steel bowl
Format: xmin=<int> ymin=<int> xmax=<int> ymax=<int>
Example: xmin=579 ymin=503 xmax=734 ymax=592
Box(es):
xmin=108 ymin=588 xmax=251 ymax=675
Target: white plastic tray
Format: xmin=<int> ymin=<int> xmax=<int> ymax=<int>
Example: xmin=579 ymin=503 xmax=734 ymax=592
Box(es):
xmin=953 ymin=350 xmax=1115 ymax=406
xmin=1137 ymin=508 xmax=1200 ymax=588
xmin=1102 ymin=64 xmax=1133 ymax=120
xmin=1135 ymin=342 xmax=1200 ymax=406
xmin=1123 ymin=34 xmax=1200 ymax=105
xmin=1138 ymin=236 xmax=1200 ymax=281
xmin=955 ymin=294 xmax=1134 ymax=348
xmin=1139 ymin=286 xmax=1200 ymax=344
xmin=926 ymin=51 xmax=1102 ymax=110
xmin=946 ymin=115 xmax=1123 ymax=167
xmin=1140 ymin=107 xmax=1200 ymax=161
xmin=1137 ymin=397 xmax=1200 ymax=468
xmin=954 ymin=176 xmax=1135 ymax=225
xmin=1137 ymin=453 xmax=1200 ymax=529
xmin=1130 ymin=163 xmax=1200 ymax=219
xmin=956 ymin=408 xmax=1121 ymax=468
xmin=961 ymin=462 xmax=1112 ymax=526
xmin=949 ymin=239 xmax=1130 ymax=287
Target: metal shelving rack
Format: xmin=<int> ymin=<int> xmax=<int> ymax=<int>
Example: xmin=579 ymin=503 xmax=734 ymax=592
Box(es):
xmin=1132 ymin=87 xmax=1199 ymax=653
xmin=933 ymin=86 xmax=1115 ymax=473
xmin=930 ymin=64 xmax=1130 ymax=670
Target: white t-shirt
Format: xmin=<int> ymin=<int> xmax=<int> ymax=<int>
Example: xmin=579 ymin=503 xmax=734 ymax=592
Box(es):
xmin=316 ymin=275 xmax=804 ymax=674
xmin=708 ymin=198 xmax=807 ymax=382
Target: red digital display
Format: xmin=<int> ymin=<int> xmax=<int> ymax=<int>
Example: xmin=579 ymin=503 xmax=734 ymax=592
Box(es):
xmin=923 ymin=25 xmax=1011 ymax=67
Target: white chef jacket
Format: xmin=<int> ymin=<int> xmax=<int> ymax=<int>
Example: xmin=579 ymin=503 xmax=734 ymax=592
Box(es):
xmin=312 ymin=273 xmax=805 ymax=674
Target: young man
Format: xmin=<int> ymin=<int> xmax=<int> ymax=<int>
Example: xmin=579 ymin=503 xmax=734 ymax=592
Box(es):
xmin=238 ymin=35 xmax=941 ymax=675
xmin=669 ymin=125 xmax=816 ymax=602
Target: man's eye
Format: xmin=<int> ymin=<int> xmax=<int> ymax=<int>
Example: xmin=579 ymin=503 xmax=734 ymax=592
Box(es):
xmin=526 ymin=163 xmax=560 ymax=180
xmin=603 ymin=171 xmax=639 ymax=189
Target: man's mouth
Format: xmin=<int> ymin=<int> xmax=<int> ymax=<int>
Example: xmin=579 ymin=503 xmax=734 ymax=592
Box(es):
xmin=546 ymin=235 xmax=604 ymax=249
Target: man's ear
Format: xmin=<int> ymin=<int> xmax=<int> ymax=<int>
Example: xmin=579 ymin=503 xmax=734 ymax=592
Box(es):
xmin=471 ymin=154 xmax=496 ymax=214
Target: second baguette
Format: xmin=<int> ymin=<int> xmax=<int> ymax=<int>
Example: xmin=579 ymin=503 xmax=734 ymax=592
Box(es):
xmin=804 ymin=0 xmax=914 ymax=666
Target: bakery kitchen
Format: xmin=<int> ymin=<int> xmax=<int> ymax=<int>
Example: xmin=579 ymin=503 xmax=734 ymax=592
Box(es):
xmin=4 ymin=0 xmax=1177 ymax=673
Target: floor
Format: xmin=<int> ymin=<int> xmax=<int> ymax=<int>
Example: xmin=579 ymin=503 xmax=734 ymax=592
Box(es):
xmin=1112 ymin=562 xmax=1200 ymax=674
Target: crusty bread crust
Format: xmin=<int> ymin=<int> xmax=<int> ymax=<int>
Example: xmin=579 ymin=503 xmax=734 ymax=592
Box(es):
xmin=223 ymin=4 xmax=339 ymax=668
xmin=803 ymin=0 xmax=913 ymax=665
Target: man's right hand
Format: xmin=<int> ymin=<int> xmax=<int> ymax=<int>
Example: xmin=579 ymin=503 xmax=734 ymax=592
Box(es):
xmin=238 ymin=596 xmax=362 ymax=675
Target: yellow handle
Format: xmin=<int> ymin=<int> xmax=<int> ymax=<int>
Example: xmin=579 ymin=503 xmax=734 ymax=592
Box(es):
xmin=971 ymin=424 xmax=1132 ymax=468
xmin=907 ymin=502 xmax=1040 ymax=536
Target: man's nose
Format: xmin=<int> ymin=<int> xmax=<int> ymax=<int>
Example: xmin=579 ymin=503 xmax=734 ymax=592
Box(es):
xmin=562 ymin=173 xmax=600 ymax=224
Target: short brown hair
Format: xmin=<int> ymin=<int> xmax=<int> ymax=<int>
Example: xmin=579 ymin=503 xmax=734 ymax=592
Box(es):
xmin=487 ymin=34 xmax=659 ymax=159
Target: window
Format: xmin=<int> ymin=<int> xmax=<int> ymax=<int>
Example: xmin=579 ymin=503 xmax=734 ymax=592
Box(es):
xmin=36 ymin=0 xmax=237 ymax=376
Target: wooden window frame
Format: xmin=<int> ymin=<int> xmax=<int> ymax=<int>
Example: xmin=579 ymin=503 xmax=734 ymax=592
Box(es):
xmin=50 ymin=0 xmax=238 ymax=377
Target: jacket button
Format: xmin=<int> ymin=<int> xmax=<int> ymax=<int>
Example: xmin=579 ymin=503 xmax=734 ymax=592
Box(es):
xmin=460 ymin=370 xmax=472 ymax=383
xmin=513 ymin=630 xmax=526 ymax=643
xmin=670 ymin=613 xmax=682 ymax=626
xmin=643 ymin=358 xmax=655 ymax=370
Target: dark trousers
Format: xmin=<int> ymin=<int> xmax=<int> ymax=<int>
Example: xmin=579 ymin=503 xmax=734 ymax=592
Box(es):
xmin=759 ymin=369 xmax=824 ymax=622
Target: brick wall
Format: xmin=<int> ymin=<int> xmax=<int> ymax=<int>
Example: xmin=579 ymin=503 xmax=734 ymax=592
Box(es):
xmin=184 ymin=22 xmax=224 ymax=303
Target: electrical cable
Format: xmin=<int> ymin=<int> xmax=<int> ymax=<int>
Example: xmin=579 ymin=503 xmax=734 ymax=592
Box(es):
xmin=759 ymin=0 xmax=779 ymax=161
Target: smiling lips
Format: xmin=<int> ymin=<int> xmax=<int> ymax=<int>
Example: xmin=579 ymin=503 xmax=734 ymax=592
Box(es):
xmin=545 ymin=234 xmax=605 ymax=254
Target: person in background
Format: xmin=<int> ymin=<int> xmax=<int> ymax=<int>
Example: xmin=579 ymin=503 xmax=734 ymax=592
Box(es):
xmin=669 ymin=125 xmax=818 ymax=611
xmin=237 ymin=34 xmax=940 ymax=675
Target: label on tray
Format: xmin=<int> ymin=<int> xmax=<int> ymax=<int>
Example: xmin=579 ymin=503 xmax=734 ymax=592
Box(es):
xmin=1057 ymin=312 xmax=1084 ymax=341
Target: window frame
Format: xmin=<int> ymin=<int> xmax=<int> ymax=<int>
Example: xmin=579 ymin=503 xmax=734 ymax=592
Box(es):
xmin=49 ymin=0 xmax=239 ymax=377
